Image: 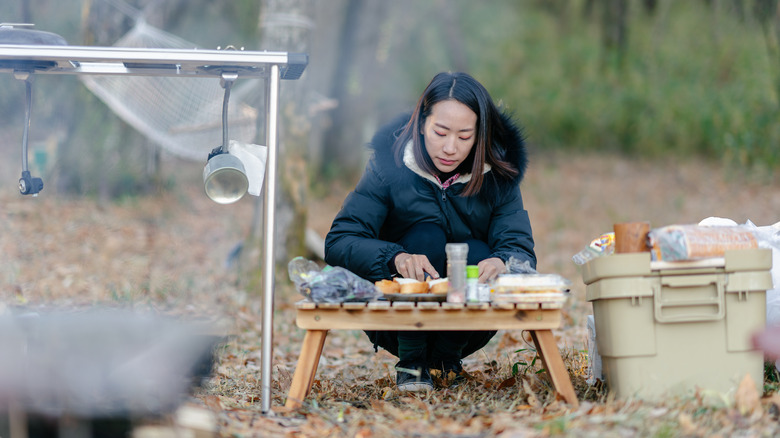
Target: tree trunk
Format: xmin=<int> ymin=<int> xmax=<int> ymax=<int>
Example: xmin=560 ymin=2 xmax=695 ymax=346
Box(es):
xmin=754 ymin=0 xmax=780 ymax=102
xmin=599 ymin=0 xmax=629 ymax=72
xmin=583 ymin=0 xmax=597 ymax=19
xmin=240 ymin=0 xmax=313 ymax=290
xmin=320 ymin=0 xmax=388 ymax=181
xmin=641 ymin=0 xmax=658 ymax=15
xmin=20 ymin=0 xmax=32 ymax=23
xmin=731 ymin=0 xmax=746 ymax=22
xmin=66 ymin=0 xmax=142 ymax=201
xmin=303 ymin=0 xmax=347 ymax=173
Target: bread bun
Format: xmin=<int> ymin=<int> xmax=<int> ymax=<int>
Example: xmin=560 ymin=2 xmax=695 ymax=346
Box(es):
xmin=377 ymin=277 xmax=449 ymax=295
xmin=427 ymin=278 xmax=448 ymax=294
xmin=394 ymin=277 xmax=429 ymax=294
xmin=374 ymin=279 xmax=400 ymax=294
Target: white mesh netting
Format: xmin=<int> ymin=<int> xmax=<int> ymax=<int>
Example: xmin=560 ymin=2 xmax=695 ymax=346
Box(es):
xmin=80 ymin=20 xmax=260 ymax=161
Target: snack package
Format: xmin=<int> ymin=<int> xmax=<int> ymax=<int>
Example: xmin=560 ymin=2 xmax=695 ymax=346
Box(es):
xmin=648 ymin=224 xmax=757 ymax=261
xmin=287 ymin=257 xmax=381 ymax=303
xmin=572 ymin=232 xmax=615 ymax=265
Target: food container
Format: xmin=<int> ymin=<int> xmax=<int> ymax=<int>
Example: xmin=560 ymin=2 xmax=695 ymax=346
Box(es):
xmin=491 ymin=274 xmax=570 ymax=304
xmin=583 ymin=248 xmax=772 ymax=399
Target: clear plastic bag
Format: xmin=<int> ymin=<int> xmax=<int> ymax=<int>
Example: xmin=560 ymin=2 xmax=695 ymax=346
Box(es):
xmin=287 ymin=257 xmax=381 ymax=303
xmin=505 ymin=256 xmax=538 ymax=274
xmin=744 ymin=220 xmax=780 ymax=328
xmin=746 ymin=220 xmax=780 ymax=373
xmin=647 ymin=224 xmax=757 ymax=261
xmin=586 ymin=315 xmax=603 ymax=386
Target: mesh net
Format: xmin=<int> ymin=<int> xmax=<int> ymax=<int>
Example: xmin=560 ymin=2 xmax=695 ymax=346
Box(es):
xmin=79 ymin=20 xmax=260 ymax=161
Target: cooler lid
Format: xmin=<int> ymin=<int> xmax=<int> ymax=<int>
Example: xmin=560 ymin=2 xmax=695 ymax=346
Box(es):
xmin=582 ymin=248 xmax=771 ymax=286
xmin=581 ymin=252 xmax=652 ymax=285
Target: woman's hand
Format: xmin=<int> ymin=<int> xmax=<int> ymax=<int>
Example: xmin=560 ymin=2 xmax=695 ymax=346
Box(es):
xmin=477 ymin=257 xmax=505 ymax=283
xmin=394 ymin=253 xmax=439 ymax=281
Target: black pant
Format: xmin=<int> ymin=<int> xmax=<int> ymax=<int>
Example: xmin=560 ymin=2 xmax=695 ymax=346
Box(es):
xmin=367 ymin=222 xmax=497 ymax=366
xmin=365 ymin=330 xmax=497 ymax=367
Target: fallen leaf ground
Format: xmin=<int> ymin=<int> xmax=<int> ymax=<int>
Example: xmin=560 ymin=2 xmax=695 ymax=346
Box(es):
xmin=2 ymin=148 xmax=780 ymax=437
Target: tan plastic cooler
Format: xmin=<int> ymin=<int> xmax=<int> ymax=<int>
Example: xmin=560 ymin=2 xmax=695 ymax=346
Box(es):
xmin=582 ymin=248 xmax=773 ymax=399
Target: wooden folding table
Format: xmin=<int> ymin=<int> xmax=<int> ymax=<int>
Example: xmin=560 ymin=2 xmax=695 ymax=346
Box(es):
xmin=285 ymin=299 xmax=579 ymax=409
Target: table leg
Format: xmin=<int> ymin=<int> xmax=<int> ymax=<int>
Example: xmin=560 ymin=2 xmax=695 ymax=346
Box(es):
xmin=530 ymin=330 xmax=579 ymax=407
xmin=285 ymin=329 xmax=329 ymax=409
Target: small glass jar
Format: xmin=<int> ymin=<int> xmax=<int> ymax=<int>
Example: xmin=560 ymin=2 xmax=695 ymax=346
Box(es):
xmin=445 ymin=243 xmax=468 ymax=303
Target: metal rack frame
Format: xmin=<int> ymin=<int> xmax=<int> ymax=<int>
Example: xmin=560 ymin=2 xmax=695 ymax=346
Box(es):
xmin=0 ymin=44 xmax=308 ymax=414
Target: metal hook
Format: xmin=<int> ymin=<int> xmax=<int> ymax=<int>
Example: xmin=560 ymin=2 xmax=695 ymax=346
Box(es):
xmin=219 ymin=72 xmax=238 ymax=153
xmin=16 ymin=72 xmax=43 ymax=195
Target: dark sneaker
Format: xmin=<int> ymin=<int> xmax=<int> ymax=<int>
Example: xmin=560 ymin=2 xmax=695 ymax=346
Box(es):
xmin=396 ymin=365 xmax=433 ymax=392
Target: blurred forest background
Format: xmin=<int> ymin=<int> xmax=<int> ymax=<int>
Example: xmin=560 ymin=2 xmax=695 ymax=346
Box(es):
xmin=3 ymin=3 xmax=780 ymax=434
xmin=1 ymin=0 xmax=779 ymax=269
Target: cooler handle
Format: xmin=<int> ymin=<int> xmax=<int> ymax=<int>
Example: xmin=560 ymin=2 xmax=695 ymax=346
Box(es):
xmin=653 ymin=275 xmax=726 ymax=323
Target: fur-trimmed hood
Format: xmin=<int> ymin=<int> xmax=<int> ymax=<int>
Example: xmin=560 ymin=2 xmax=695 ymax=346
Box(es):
xmin=325 ymin=110 xmax=536 ymax=281
xmin=367 ymin=111 xmax=529 ymax=193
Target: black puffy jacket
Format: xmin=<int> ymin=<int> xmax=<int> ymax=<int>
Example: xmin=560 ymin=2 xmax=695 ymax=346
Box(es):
xmin=324 ymin=112 xmax=536 ymax=282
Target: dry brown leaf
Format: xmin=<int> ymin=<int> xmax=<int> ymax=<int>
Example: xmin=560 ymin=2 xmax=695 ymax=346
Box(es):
xmin=270 ymin=405 xmax=296 ymax=415
xmin=523 ymin=379 xmax=541 ymax=408
xmin=380 ymin=386 xmax=394 ymax=400
xmin=298 ymin=415 xmax=340 ymax=437
xmin=677 ymin=412 xmax=697 ymax=435
xmin=203 ymin=395 xmax=224 ymax=412
xmin=766 ymin=393 xmax=780 ymax=410
xmin=496 ymin=332 xmax=525 ymax=350
xmin=403 ymin=396 xmax=430 ymax=413
xmin=6 ymin=155 xmax=780 ymax=437
xmin=496 ymin=376 xmax=517 ymax=390
xmin=468 ymin=369 xmax=487 ymax=384
xmin=586 ymin=403 xmax=605 ymax=415
xmin=734 ymin=374 xmax=761 ymax=417
xmin=354 ymin=427 xmax=373 ymax=438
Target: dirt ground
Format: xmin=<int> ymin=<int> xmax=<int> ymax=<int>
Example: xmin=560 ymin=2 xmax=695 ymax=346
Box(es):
xmin=1 ymin=148 xmax=780 ymax=437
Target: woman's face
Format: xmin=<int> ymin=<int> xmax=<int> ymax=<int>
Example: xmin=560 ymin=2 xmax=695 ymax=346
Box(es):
xmin=422 ymin=99 xmax=477 ymax=174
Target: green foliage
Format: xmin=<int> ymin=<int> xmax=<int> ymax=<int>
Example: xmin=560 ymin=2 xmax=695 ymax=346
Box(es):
xmin=501 ymin=1 xmax=778 ymax=169
xmin=388 ymin=0 xmax=779 ymax=171
xmin=764 ymin=361 xmax=780 ymax=394
xmin=511 ymin=348 xmax=545 ymax=376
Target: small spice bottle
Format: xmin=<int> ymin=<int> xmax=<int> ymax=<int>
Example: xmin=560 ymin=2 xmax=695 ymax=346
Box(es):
xmin=466 ymin=265 xmax=479 ymax=302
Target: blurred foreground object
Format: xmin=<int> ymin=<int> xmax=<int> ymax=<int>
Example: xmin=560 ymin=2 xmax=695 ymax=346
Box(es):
xmin=0 ymin=31 xmax=307 ymax=415
xmin=752 ymin=325 xmax=780 ymax=361
xmin=0 ymin=310 xmax=223 ymax=437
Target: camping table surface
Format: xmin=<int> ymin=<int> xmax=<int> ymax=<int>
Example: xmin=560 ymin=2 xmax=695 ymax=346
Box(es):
xmin=285 ymin=298 xmax=579 ymax=408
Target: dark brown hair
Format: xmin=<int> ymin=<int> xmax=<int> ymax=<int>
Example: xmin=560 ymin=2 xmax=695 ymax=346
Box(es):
xmin=393 ymin=72 xmax=518 ymax=196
